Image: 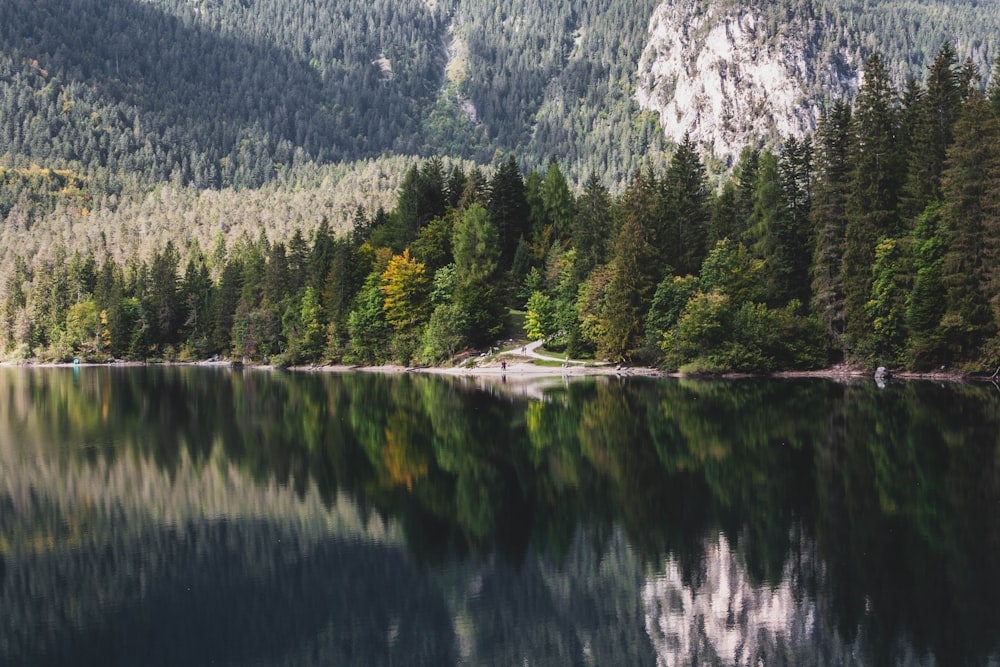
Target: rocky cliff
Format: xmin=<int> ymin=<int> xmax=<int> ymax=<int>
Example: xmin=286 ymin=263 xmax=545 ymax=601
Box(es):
xmin=636 ymin=0 xmax=858 ymax=163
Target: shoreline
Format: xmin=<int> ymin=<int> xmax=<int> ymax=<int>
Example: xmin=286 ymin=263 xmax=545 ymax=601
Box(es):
xmin=0 ymin=356 xmax=985 ymax=383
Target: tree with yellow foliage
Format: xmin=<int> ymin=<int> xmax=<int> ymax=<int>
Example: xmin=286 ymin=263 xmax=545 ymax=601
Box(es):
xmin=380 ymin=249 xmax=430 ymax=331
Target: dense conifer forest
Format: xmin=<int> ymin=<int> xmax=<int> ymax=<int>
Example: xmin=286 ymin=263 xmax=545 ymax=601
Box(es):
xmin=2 ymin=0 xmax=998 ymax=187
xmin=2 ymin=44 xmax=1000 ymax=372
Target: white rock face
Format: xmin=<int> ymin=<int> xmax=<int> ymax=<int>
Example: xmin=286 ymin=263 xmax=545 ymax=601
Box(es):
xmin=636 ymin=0 xmax=857 ymax=162
xmin=642 ymin=532 xmax=860 ymax=666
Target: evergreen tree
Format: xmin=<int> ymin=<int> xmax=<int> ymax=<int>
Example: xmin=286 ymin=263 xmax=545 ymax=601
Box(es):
xmin=660 ymin=134 xmax=710 ymax=277
xmin=773 ymin=138 xmax=813 ymax=306
xmin=599 ymin=216 xmax=655 ymax=361
xmin=179 ymin=255 xmax=213 ymax=356
xmin=262 ymin=242 xmax=290 ymax=310
xmin=445 ymin=166 xmax=468 ymax=210
xmin=901 ymin=43 xmax=962 ymax=220
xmin=323 ymin=240 xmax=372 ymax=358
xmin=571 ymin=174 xmax=612 ymax=283
xmin=843 ymin=53 xmax=902 ymax=358
xmin=540 ymin=158 xmax=574 ymax=240
xmin=212 ymin=256 xmax=243 ymax=354
xmin=348 ymin=273 xmax=391 ymax=365
xmin=307 ymin=219 xmax=336 ymax=294
xmin=394 ymin=158 xmax=447 ymax=246
xmin=147 ymin=241 xmax=182 ymax=351
xmin=452 ymin=204 xmax=505 ymax=347
xmin=733 ymin=146 xmax=761 ymax=245
xmin=810 ymin=102 xmax=852 ymax=351
xmin=487 ymin=155 xmax=529 ymax=268
xmin=939 ymin=93 xmax=999 ymax=363
xmin=905 ymin=203 xmax=947 ymax=367
xmin=988 ymin=56 xmax=1000 ymax=116
xmin=708 ymin=181 xmax=740 ymax=247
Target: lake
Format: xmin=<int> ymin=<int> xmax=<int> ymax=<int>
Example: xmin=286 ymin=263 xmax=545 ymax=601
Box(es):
xmin=1 ymin=367 xmax=998 ymax=666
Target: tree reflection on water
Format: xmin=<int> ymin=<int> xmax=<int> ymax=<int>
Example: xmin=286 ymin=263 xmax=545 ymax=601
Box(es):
xmin=1 ymin=368 xmax=998 ymax=665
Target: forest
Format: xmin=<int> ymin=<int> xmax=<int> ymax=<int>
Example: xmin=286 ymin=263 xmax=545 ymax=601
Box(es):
xmin=2 ymin=44 xmax=1000 ymax=372
xmin=1 ymin=0 xmax=998 ymax=190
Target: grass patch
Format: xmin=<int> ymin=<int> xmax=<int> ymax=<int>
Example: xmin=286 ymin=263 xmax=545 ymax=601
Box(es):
xmin=531 ymin=359 xmax=567 ymax=367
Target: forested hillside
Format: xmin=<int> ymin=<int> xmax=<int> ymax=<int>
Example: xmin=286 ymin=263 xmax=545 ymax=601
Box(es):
xmin=3 ymin=0 xmax=997 ymax=191
xmin=3 ymin=45 xmax=1000 ymax=373
xmin=3 ymin=1 xmax=1000 ymax=371
xmin=0 ymin=0 xmax=673 ymax=190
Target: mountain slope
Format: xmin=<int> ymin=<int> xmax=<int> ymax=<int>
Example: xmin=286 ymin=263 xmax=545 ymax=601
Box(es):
xmin=635 ymin=0 xmax=1000 ymax=162
xmin=0 ymin=0 xmax=998 ymax=188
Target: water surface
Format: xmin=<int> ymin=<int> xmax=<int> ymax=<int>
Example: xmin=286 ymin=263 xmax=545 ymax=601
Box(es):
xmin=1 ymin=367 xmax=998 ymax=665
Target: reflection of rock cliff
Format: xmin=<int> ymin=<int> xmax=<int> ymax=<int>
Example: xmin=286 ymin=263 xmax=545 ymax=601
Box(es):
xmin=643 ymin=532 xmax=861 ymax=666
xmin=636 ymin=0 xmax=857 ymax=161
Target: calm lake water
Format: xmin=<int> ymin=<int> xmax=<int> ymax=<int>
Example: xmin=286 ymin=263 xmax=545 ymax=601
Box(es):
xmin=1 ymin=367 xmax=999 ymax=666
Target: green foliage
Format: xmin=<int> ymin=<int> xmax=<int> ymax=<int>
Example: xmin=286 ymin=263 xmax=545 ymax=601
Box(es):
xmin=659 ymin=134 xmax=711 ymax=277
xmin=448 ymin=204 xmax=506 ymax=347
xmin=646 ymin=274 xmax=699 ymax=347
xmin=810 ymin=102 xmax=852 ymax=352
xmin=698 ymin=238 xmax=764 ymax=303
xmin=843 ymin=53 xmax=903 ymax=357
xmin=905 ymin=204 xmax=947 ymax=367
xmin=524 ymin=291 xmax=557 ymax=341
xmin=281 ymin=286 xmax=325 ymax=365
xmin=661 ymin=291 xmax=731 ymax=370
xmin=865 ymin=237 xmax=911 ymax=364
xmin=5 ymin=37 xmax=1000 ymax=373
xmin=419 ymin=302 xmax=468 ymax=364
xmin=347 ymin=273 xmax=391 ymax=365
xmin=488 ymin=155 xmax=530 ymax=267
xmin=938 ymin=94 xmax=1000 ymax=364
xmin=662 ymin=293 xmax=826 ymax=372
xmin=597 ymin=218 xmax=655 ymax=361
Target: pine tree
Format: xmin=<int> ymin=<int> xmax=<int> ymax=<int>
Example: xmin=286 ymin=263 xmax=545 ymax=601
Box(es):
xmin=660 ymin=134 xmax=709 ymax=277
xmin=843 ymin=53 xmax=902 ymax=358
xmin=212 ymin=256 xmax=243 ymax=354
xmin=487 ymin=154 xmax=529 ymax=268
xmin=810 ymin=102 xmax=852 ymax=352
xmin=445 ymin=166 xmax=468 ymax=210
xmin=571 ymin=174 xmax=612 ymax=283
xmin=307 ymin=218 xmax=335 ymax=294
xmin=733 ymin=146 xmax=760 ymax=245
xmin=179 ymin=255 xmax=213 ymax=355
xmin=540 ymin=158 xmax=574 ymax=240
xmin=708 ymin=181 xmax=739 ymax=248
xmin=147 ymin=241 xmax=181 ymax=350
xmin=452 ymin=204 xmax=505 ymax=346
xmin=938 ymin=93 xmax=999 ymax=363
xmin=905 ymin=203 xmax=947 ymax=367
xmin=599 ymin=216 xmax=656 ymax=361
xmin=776 ymin=138 xmax=813 ymax=305
xmin=323 ymin=240 xmax=372 ymax=358
xmin=749 ymin=150 xmax=807 ymax=306
xmin=900 ymin=43 xmax=962 ymax=220
xmin=988 ymin=56 xmax=1000 ymax=116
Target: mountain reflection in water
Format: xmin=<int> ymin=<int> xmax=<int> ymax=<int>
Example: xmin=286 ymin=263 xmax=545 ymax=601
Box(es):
xmin=0 ymin=367 xmax=998 ymax=665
